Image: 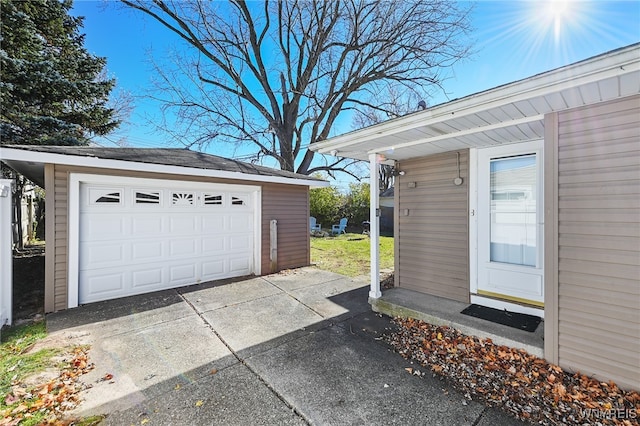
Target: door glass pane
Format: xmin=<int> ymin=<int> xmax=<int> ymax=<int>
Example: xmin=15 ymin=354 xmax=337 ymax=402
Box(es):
xmin=490 ymin=155 xmax=537 ymax=266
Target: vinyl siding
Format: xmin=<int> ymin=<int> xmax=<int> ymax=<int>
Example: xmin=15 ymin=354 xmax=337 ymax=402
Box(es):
xmin=46 ymin=165 xmax=310 ymax=312
xmin=554 ymin=95 xmax=640 ymax=390
xmin=396 ymin=151 xmax=469 ymax=302
xmin=261 ymin=184 xmax=310 ymax=272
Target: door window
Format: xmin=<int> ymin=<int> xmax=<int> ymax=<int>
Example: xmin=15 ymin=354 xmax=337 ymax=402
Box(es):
xmin=489 ymin=154 xmax=537 ymax=267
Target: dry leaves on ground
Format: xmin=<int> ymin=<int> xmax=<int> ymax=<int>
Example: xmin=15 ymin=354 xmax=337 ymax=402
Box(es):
xmin=387 ymin=318 xmax=639 ymax=426
xmin=1 ymin=347 xmax=95 ymax=426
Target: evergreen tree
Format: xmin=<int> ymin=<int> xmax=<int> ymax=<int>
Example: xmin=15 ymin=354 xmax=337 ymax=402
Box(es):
xmin=0 ymin=0 xmax=119 ymax=146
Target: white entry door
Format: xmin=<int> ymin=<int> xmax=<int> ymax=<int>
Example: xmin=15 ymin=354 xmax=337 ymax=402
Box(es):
xmin=476 ymin=141 xmax=544 ymax=307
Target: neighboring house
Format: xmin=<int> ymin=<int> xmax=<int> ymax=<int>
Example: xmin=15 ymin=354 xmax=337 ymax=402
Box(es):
xmin=0 ymin=146 xmax=326 ymax=317
xmin=311 ymin=43 xmax=640 ymax=390
xmin=379 ymin=187 xmax=394 ymax=232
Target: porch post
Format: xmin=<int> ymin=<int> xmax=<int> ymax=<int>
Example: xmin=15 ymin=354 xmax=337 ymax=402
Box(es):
xmin=369 ymin=154 xmax=381 ymax=299
xmin=0 ymin=179 xmax=13 ymax=326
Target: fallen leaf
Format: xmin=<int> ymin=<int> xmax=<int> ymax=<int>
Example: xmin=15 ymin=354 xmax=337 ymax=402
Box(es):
xmin=103 ymin=373 xmax=114 ymax=381
xmin=210 ymin=368 xmax=218 ymax=375
xmin=195 ymin=400 xmax=204 ymax=407
xmin=174 ymin=384 xmax=181 ymax=390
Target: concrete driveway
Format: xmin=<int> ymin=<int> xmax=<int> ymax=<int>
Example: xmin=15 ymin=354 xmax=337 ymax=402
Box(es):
xmin=46 ymin=267 xmax=525 ymax=425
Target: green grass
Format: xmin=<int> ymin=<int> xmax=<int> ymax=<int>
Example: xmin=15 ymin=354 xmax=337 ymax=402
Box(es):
xmin=311 ymin=233 xmax=393 ymax=277
xmin=1 ymin=321 xmax=64 ymax=425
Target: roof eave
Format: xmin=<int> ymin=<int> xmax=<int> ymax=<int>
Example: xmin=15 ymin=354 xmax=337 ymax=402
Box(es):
xmin=0 ymin=147 xmax=329 ymax=188
xmin=311 ymin=43 xmax=640 ymax=156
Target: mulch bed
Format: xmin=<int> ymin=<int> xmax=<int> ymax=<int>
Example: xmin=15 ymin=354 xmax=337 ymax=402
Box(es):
xmin=387 ymin=318 xmax=639 ymax=425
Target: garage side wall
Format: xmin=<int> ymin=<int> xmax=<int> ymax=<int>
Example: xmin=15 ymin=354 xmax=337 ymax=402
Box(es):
xmin=396 ymin=151 xmax=469 ymax=302
xmin=261 ymin=184 xmax=310 ymax=272
xmin=46 ymin=166 xmax=311 ymax=312
xmin=548 ymin=95 xmax=640 ymax=390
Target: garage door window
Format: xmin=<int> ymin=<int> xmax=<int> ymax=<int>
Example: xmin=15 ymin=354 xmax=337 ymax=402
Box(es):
xmin=90 ymin=188 xmax=122 ymax=205
xmin=172 ymin=192 xmax=194 ymax=206
xmin=135 ymin=190 xmax=161 ymax=205
xmin=231 ymin=195 xmax=246 ymax=206
xmin=203 ymin=193 xmax=223 ymax=206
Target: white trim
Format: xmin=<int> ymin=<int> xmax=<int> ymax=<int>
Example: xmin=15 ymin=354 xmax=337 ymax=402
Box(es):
xmin=366 ymin=115 xmax=544 ymax=155
xmin=68 ymin=174 xmax=81 ymax=308
xmin=253 ymin=190 xmax=262 ymax=276
xmin=68 ymin=173 xmax=262 ymax=307
xmin=476 ymin=141 xmax=545 ymax=305
xmin=469 ymin=149 xmax=478 ymax=294
xmin=0 ymin=148 xmax=328 ymax=188
xmin=0 ymin=180 xmax=13 ymax=326
xmin=470 ymin=294 xmax=544 ymax=319
xmin=369 ymin=153 xmax=381 ymax=299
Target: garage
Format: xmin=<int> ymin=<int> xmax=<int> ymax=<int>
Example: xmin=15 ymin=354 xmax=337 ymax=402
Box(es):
xmin=1 ymin=145 xmax=326 ymax=315
xmin=78 ymin=178 xmax=258 ymax=304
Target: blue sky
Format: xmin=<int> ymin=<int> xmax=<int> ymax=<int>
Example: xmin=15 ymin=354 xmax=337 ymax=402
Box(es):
xmin=71 ymin=0 xmax=640 ymax=185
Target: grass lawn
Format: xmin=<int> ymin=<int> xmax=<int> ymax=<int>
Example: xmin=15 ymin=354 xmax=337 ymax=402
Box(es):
xmin=310 ymin=233 xmax=393 ymax=277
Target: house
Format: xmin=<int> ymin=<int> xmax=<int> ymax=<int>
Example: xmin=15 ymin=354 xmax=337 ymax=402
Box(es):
xmin=0 ymin=146 xmax=326 ymax=322
xmin=311 ymin=43 xmax=640 ymax=390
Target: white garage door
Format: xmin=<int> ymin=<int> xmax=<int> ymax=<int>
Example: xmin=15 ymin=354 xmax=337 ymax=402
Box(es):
xmin=79 ymin=180 xmax=256 ymax=304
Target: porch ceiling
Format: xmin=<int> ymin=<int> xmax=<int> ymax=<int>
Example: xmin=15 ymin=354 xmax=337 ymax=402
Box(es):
xmin=312 ymin=43 xmax=640 ymax=162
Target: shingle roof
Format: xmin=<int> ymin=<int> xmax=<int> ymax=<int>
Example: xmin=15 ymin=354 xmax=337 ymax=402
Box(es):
xmin=5 ymin=145 xmax=322 ymax=182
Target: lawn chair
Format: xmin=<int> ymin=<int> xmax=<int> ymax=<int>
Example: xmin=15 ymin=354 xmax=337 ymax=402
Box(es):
xmin=310 ymin=216 xmax=322 ymax=232
xmin=331 ymin=218 xmax=348 ymax=234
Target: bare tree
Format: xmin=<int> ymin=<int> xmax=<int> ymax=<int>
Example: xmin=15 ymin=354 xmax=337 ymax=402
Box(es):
xmin=352 ymin=86 xmax=430 ymax=192
xmin=121 ymin=0 xmax=472 ymax=176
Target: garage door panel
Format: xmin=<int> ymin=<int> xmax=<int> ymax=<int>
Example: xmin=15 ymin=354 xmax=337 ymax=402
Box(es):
xmin=202 ymin=216 xmax=225 ymax=232
xmin=170 ymin=216 xmax=198 ymax=233
xmin=132 ymin=268 xmax=163 ymax=288
xmin=169 ymin=239 xmax=197 ymax=257
xmin=202 ymin=260 xmax=226 ymax=280
xmin=132 ymin=216 xmax=163 ymax=235
xmin=169 ymin=264 xmax=197 ymax=283
xmin=79 ymin=182 xmax=256 ymax=304
xmin=229 ymin=214 xmax=252 ymax=231
xmin=229 ymin=235 xmax=251 ymax=251
xmin=202 ymin=237 xmax=225 ymax=253
xmin=83 ymin=243 xmax=125 ymax=265
xmin=81 ymin=215 xmax=126 ymax=240
xmin=132 ymin=241 xmax=163 ymax=260
xmin=80 ymin=272 xmax=126 ymax=303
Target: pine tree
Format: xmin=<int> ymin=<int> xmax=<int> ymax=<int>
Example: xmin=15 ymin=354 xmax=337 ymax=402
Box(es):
xmin=0 ymin=0 xmax=119 ymax=145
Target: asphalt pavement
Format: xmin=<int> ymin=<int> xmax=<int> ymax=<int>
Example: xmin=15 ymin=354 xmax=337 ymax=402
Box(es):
xmin=46 ymin=267 xmax=527 ymax=425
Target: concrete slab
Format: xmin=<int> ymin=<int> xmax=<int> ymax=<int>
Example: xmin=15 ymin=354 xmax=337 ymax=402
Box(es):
xmin=180 ymin=276 xmax=281 ymax=313
xmin=200 ymin=292 xmax=325 ymax=356
xmin=71 ymin=314 xmax=236 ymax=417
xmin=289 ymin=278 xmax=371 ymax=320
xmin=372 ymin=288 xmax=544 ymax=358
xmin=46 ymin=290 xmax=194 ymax=339
xmin=101 ymin=363 xmax=306 ymax=426
xmin=246 ymin=322 xmax=488 ymax=426
xmin=262 ymin=267 xmax=347 ymax=292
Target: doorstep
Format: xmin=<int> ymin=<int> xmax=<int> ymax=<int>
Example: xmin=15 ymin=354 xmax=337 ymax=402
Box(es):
xmin=370 ymin=288 xmax=544 ymax=358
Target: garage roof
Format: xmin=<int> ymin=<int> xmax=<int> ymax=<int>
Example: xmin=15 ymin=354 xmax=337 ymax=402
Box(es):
xmin=0 ymin=145 xmax=328 ymax=187
xmin=311 ymin=43 xmax=640 ymax=163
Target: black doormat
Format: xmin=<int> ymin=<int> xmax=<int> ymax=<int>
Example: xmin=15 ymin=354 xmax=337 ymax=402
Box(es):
xmin=461 ymin=304 xmax=541 ymax=332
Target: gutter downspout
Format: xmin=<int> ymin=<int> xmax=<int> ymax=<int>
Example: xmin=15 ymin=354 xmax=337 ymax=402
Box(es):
xmin=369 ymin=154 xmax=381 ymax=299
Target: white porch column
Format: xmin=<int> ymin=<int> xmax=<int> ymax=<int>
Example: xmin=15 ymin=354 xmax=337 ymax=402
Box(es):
xmin=369 ymin=154 xmax=381 ymax=299
xmin=0 ymin=180 xmax=13 ymax=326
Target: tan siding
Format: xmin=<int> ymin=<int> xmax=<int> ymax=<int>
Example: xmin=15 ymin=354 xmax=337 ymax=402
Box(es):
xmin=47 ymin=165 xmax=310 ymax=311
xmin=396 ymin=151 xmax=469 ymax=302
xmin=554 ymin=95 xmax=640 ymax=391
xmin=52 ymin=168 xmax=68 ymax=312
xmin=261 ymin=184 xmax=310 ymax=272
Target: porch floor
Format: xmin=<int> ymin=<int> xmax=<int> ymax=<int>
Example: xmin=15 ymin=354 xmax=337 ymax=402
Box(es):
xmin=370 ymin=288 xmax=544 ymax=358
